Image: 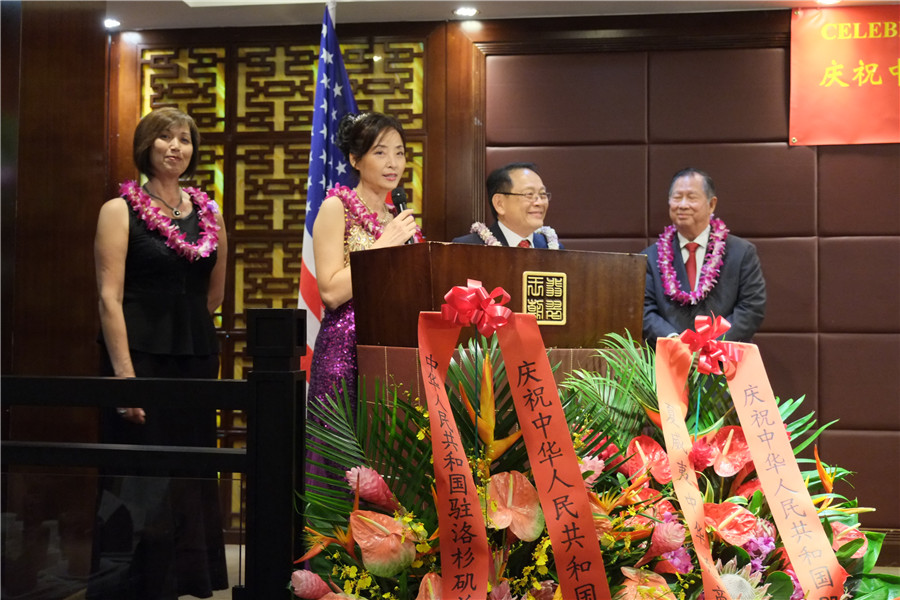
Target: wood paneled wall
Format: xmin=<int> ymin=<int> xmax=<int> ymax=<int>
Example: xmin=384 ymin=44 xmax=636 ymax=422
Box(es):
xmin=448 ymin=12 xmax=899 ymax=538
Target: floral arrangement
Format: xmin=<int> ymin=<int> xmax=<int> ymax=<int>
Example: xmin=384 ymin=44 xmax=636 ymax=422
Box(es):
xmin=121 ymin=180 xmax=219 ymax=261
xmin=291 ymin=327 xmax=899 ymax=600
xmin=657 ymin=216 xmax=727 ymax=305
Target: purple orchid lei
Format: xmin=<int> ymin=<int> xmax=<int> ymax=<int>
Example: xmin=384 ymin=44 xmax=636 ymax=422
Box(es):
xmin=121 ymin=180 xmax=220 ymax=262
xmin=470 ymin=222 xmax=560 ymax=249
xmin=657 ymin=216 xmax=728 ymax=306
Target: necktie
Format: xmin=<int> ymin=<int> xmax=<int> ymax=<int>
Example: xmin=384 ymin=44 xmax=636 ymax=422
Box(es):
xmin=685 ymin=242 xmax=700 ymax=291
xmin=517 ymin=239 xmax=531 ymax=248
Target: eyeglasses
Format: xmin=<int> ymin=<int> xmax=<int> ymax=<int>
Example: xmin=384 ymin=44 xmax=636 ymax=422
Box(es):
xmin=500 ymin=191 xmax=552 ymax=202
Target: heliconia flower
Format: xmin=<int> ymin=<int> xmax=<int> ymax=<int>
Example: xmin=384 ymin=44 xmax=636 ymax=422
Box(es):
xmin=579 ymin=455 xmax=606 ymax=489
xmin=621 ymin=436 xmax=671 ymax=484
xmin=486 ymin=471 xmax=545 ymax=542
xmin=415 ymin=572 xmax=441 ymax=600
xmin=614 ymin=567 xmax=677 ymax=600
xmin=295 ymin=524 xmax=356 ymax=563
xmin=814 ymin=445 xmax=836 ymax=494
xmin=704 ymin=502 xmax=760 ymax=546
xmin=831 ymin=522 xmax=868 ymax=558
xmin=345 ymin=466 xmax=401 ymax=513
xmin=349 ymin=509 xmax=417 ymax=577
xmin=459 ymin=356 xmax=522 ymax=465
xmin=290 ymin=570 xmax=331 ymax=599
xmin=635 ymin=519 xmax=686 ymax=567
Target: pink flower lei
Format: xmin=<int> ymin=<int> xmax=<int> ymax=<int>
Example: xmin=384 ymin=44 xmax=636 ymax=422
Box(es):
xmin=470 ymin=222 xmax=560 ymax=249
xmin=121 ymin=180 xmax=220 ymax=262
xmin=657 ymin=216 xmax=728 ymax=306
xmin=328 ymin=184 xmax=386 ymax=239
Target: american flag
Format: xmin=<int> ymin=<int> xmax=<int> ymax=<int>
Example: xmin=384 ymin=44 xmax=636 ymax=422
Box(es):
xmin=298 ymin=7 xmax=358 ymax=378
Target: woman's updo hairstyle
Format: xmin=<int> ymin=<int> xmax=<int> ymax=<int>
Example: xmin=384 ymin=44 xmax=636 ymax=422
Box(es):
xmin=336 ymin=112 xmax=406 ymax=177
xmin=133 ymin=107 xmax=201 ymax=179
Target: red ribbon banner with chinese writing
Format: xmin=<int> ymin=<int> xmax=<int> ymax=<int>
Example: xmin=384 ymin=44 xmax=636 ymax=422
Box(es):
xmin=726 ymin=343 xmax=847 ymax=598
xmin=790 ymin=4 xmax=900 ymax=145
xmin=417 ymin=312 xmax=490 ymax=600
xmin=657 ymin=331 xmax=848 ymax=599
xmin=418 ymin=279 xmax=610 ymax=600
xmin=496 ymin=314 xmax=612 ymax=600
xmin=655 ymin=337 xmax=734 ymax=600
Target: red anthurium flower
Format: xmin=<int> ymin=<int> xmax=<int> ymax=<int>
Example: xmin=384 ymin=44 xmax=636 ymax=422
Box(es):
xmin=415 ymin=572 xmax=441 ymax=600
xmin=710 ymin=426 xmax=752 ymax=477
xmin=733 ymin=478 xmax=763 ymax=499
xmin=290 ymin=570 xmax=332 ymax=599
xmin=831 ymin=522 xmax=868 ymax=559
xmin=614 ymin=567 xmax=677 ymax=600
xmin=690 ymin=426 xmax=753 ymax=477
xmin=621 ymin=436 xmax=672 ymax=484
xmin=704 ymin=502 xmax=759 ymax=546
xmin=349 ymin=510 xmax=417 ymax=577
xmin=486 ymin=471 xmax=546 ymax=542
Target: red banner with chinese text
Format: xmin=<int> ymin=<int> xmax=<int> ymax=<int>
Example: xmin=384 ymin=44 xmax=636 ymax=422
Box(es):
xmin=417 ymin=313 xmax=490 ymax=600
xmin=656 ymin=336 xmax=848 ymax=599
xmin=790 ymin=4 xmax=900 ymax=145
xmin=418 ymin=306 xmax=611 ymax=600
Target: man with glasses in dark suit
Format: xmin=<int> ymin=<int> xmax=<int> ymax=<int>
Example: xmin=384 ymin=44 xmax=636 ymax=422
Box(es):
xmin=452 ymin=162 xmax=562 ymax=249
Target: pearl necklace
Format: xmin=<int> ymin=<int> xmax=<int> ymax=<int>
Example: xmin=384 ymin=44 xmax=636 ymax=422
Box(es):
xmin=143 ymin=183 xmax=185 ymax=218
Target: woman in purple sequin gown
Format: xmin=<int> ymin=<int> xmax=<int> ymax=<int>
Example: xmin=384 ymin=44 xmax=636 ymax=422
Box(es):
xmin=306 ymin=113 xmax=420 ymax=480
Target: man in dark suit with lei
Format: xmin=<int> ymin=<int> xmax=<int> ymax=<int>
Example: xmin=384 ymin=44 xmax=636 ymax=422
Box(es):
xmin=641 ymin=167 xmax=766 ymax=347
xmin=452 ymin=162 xmax=562 ymax=249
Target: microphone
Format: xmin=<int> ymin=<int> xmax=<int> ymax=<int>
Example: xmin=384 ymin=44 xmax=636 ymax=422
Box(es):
xmin=391 ymin=187 xmax=415 ymax=244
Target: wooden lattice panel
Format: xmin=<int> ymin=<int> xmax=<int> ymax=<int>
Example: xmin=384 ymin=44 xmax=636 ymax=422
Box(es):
xmin=234 ymin=143 xmax=308 ymax=231
xmin=236 ymin=45 xmax=319 ymax=132
xmin=141 ymin=47 xmax=225 ymax=132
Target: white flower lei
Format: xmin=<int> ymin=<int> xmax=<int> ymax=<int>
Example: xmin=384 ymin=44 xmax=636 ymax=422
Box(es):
xmin=470 ymin=222 xmax=560 ymax=249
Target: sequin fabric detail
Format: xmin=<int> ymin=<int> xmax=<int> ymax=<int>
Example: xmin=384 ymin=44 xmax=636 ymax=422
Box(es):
xmin=307 ymin=186 xmax=386 ymax=483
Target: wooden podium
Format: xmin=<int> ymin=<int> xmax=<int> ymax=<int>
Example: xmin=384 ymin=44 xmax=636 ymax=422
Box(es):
xmin=350 ymin=242 xmax=646 ymax=397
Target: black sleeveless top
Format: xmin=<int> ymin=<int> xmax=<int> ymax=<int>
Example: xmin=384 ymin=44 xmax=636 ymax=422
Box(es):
xmin=121 ymin=196 xmax=219 ymax=356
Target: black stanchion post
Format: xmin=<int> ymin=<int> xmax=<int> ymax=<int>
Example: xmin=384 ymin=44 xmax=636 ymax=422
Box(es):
xmin=233 ymin=308 xmax=306 ymax=599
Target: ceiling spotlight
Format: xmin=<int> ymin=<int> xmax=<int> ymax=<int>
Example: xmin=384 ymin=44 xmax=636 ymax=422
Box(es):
xmin=104 ymin=18 xmax=121 ymax=29
xmin=453 ymin=7 xmax=479 ymax=18
xmin=816 ymin=0 xmax=841 ymax=4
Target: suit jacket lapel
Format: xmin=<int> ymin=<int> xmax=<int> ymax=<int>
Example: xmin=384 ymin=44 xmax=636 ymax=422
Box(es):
xmin=489 ymin=221 xmax=510 ymax=246
xmin=670 ymin=237 xmax=691 ymax=291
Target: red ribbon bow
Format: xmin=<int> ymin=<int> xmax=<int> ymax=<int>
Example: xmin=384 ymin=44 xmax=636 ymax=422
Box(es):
xmin=441 ymin=279 xmax=512 ymax=337
xmin=679 ymin=315 xmax=743 ymax=375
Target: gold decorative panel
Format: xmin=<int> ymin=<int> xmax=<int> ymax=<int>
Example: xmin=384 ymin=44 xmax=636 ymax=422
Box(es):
xmin=234 ymin=143 xmax=308 ymax=231
xmin=236 ymin=45 xmax=319 ymax=132
xmin=141 ymin=47 xmax=226 ymax=132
